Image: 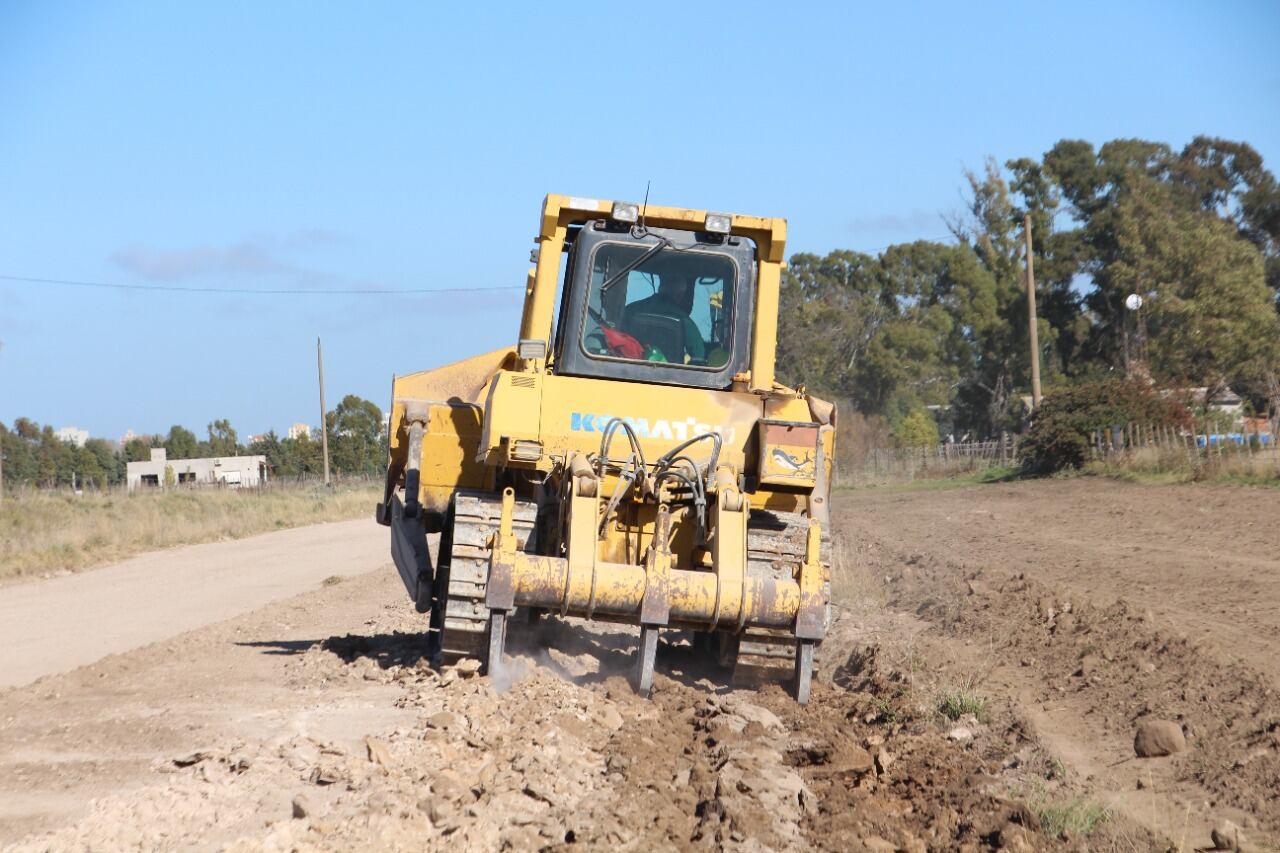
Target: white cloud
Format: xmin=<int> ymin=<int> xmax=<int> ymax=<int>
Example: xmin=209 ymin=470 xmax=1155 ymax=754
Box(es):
xmin=110 ymin=230 xmax=346 ymax=282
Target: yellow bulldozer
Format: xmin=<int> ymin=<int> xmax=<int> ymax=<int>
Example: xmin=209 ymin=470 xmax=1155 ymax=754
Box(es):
xmin=377 ymin=194 xmax=834 ymax=703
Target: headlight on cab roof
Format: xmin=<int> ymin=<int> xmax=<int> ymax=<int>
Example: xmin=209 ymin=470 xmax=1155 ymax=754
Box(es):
xmin=705 ymin=213 xmax=732 ymax=234
xmin=611 ymin=201 xmax=639 ymax=223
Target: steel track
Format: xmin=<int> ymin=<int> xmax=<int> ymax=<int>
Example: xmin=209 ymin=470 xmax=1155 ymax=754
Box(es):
xmin=437 ymin=491 xmax=538 ymax=661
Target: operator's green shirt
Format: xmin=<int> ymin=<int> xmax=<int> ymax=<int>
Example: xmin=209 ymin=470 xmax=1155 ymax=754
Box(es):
xmin=623 ymin=294 xmax=706 ymax=362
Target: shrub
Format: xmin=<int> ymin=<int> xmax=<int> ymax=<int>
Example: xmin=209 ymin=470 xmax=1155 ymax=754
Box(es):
xmin=834 ymin=408 xmax=891 ymax=471
xmin=936 ymin=687 xmax=990 ymax=722
xmin=1021 ymin=380 xmax=1192 ymax=475
xmin=892 ymin=409 xmax=940 ymax=449
xmin=1034 ymin=795 xmax=1110 ymax=837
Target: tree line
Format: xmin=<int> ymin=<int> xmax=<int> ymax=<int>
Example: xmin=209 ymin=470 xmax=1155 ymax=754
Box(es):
xmin=777 ymin=136 xmax=1280 ymax=442
xmin=0 ymin=394 xmax=387 ymax=489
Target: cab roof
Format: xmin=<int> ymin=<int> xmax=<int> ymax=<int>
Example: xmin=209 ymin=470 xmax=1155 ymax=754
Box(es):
xmin=539 ymin=194 xmax=787 ymax=264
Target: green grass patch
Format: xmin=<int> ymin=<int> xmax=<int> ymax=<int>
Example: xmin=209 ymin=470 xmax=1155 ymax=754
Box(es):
xmin=1034 ymin=795 xmax=1111 ymax=837
xmin=936 ymin=686 xmax=990 ymax=722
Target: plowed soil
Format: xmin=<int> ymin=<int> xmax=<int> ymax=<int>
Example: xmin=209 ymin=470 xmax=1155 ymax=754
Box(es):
xmin=1 ymin=478 xmax=1276 ymax=851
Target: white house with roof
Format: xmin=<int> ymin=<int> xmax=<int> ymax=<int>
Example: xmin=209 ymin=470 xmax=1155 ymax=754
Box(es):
xmin=126 ymin=448 xmax=267 ymax=491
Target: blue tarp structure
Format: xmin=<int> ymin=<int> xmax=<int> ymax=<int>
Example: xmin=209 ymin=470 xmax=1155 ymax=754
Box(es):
xmin=1195 ymin=433 xmax=1274 ymax=448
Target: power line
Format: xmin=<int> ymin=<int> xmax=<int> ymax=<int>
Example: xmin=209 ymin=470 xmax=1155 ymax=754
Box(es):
xmin=0 ymin=273 xmax=524 ymax=296
xmin=3 ymin=237 xmax=966 ymax=295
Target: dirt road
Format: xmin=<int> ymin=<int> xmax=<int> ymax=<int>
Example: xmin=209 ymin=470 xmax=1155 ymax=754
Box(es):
xmin=0 ymin=519 xmax=384 ymax=688
xmin=1 ymin=480 xmax=1276 ymax=850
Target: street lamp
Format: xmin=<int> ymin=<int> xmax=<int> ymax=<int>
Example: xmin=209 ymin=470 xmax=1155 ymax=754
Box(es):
xmin=1123 ymin=293 xmax=1148 ymax=378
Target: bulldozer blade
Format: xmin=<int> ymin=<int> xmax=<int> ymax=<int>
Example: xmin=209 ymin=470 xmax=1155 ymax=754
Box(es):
xmin=389 ymin=493 xmax=433 ymax=613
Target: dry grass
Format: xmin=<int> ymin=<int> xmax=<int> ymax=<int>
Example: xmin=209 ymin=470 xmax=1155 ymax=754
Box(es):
xmin=0 ymin=482 xmax=381 ymax=583
xmin=1084 ymin=442 xmax=1280 ymax=487
xmin=829 ymin=534 xmax=887 ymax=620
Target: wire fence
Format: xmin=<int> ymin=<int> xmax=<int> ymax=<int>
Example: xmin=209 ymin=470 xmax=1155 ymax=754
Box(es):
xmin=840 ymin=435 xmax=1019 ymax=485
xmin=841 ymin=420 xmax=1279 ymax=485
xmin=1086 ymin=422 xmax=1279 ymax=479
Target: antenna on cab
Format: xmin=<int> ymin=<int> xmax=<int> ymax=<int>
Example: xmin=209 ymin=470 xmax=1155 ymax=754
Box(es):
xmin=638 ymin=180 xmax=651 ymax=235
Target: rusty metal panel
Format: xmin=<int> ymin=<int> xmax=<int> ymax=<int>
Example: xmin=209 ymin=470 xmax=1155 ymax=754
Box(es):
xmin=757 ymin=419 xmax=820 ymax=488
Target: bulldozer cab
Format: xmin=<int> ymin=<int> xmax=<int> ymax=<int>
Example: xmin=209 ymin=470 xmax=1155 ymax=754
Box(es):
xmin=551 ymin=223 xmax=756 ymax=390
xmin=517 ymin=195 xmax=789 ymax=394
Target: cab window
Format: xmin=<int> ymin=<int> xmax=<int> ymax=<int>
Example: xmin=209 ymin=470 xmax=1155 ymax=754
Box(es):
xmin=581 ymin=243 xmax=735 ymax=369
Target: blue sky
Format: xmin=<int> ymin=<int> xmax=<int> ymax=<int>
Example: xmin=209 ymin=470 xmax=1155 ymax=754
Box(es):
xmin=2 ymin=1 xmax=1277 ymax=439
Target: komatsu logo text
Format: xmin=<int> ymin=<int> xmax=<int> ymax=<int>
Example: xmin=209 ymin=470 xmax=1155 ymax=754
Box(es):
xmin=571 ymin=413 xmax=736 ymax=444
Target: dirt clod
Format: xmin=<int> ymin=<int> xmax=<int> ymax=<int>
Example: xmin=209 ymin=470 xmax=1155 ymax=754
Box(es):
xmin=1211 ymin=819 xmax=1251 ymax=851
xmin=452 ymin=659 xmax=481 ymax=678
xmin=1134 ymin=719 xmax=1185 ymax=757
xmin=308 ymin=761 xmax=347 ymax=786
xmin=364 ymin=736 xmax=393 ymax=766
xmin=291 ymin=794 xmax=310 ymax=819
xmin=172 ymin=750 xmax=213 ymax=767
xmin=424 ymin=710 xmax=458 ymax=730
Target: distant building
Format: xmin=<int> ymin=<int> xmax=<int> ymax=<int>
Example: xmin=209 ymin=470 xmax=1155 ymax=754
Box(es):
xmin=288 ymin=422 xmax=312 ymax=440
xmin=1165 ymin=386 xmax=1245 ymax=414
xmin=55 ymin=426 xmax=90 ymax=448
xmin=120 ymin=429 xmax=139 ymax=446
xmin=126 ymin=448 xmax=267 ymax=491
xmin=1205 ymin=387 xmax=1244 ymax=415
xmin=246 ymin=433 xmax=268 ymax=445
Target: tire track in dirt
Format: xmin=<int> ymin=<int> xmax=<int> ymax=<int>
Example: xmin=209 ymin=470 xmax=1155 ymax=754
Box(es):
xmin=841 ymin=479 xmax=1280 ymax=680
xmin=837 ymin=480 xmax=1280 ymax=849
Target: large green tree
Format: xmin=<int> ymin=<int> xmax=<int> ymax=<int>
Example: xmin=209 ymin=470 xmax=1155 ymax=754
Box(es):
xmin=1109 ymin=186 xmax=1279 ymax=393
xmin=779 ymin=135 xmax=1280 ymax=438
xmin=123 ymin=435 xmax=160 ymax=463
xmin=777 ymin=250 xmax=885 ymax=401
xmin=82 ymin=438 xmax=123 ymax=485
xmin=164 ymin=425 xmax=200 ymax=460
xmin=326 ymin=395 xmax=384 ymax=476
xmin=204 ymin=419 xmax=240 ymax=457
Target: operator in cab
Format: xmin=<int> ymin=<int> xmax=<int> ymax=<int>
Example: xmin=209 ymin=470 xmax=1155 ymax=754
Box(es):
xmin=622 ymin=273 xmax=707 ymax=364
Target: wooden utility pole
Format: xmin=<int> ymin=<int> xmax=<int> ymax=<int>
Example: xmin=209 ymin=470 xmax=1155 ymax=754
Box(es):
xmin=317 ymin=337 xmax=331 ymax=486
xmin=1024 ymin=214 xmax=1042 ymax=408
